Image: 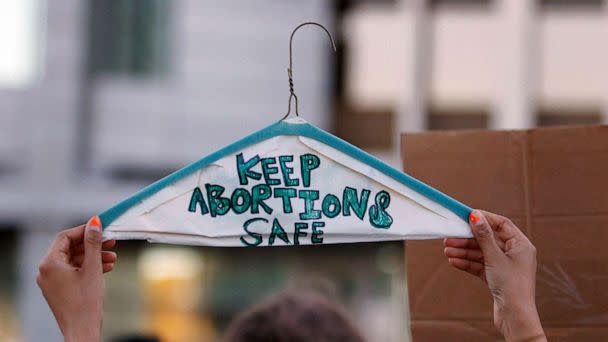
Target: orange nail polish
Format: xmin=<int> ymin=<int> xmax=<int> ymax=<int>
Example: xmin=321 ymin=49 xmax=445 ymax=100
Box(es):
xmin=469 ymin=212 xmax=479 ymax=224
xmin=89 ymin=215 xmax=101 ymax=228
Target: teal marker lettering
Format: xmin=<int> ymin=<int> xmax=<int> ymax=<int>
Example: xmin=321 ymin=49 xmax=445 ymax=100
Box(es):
xmin=311 ymin=221 xmax=324 ymax=244
xmin=294 ymin=222 xmax=308 ymax=245
xmin=251 ymin=184 xmax=273 ymax=214
xmin=369 ymin=190 xmax=393 ymax=229
xmin=261 ymin=157 xmax=280 ymax=186
xmin=205 ymin=184 xmax=230 ymax=217
xmin=278 ymin=155 xmax=299 ymax=186
xmin=188 ymin=187 xmax=209 ymax=215
xmin=321 ymin=194 xmax=341 ymax=218
xmin=274 ymin=187 xmax=297 ymax=213
xmin=236 ymin=153 xmax=262 ymax=185
xmin=300 ymin=154 xmax=320 ymax=187
xmin=231 ymin=188 xmax=251 ymax=214
xmin=240 ymin=217 xmax=266 ymax=246
xmin=268 ymin=218 xmax=290 ymax=246
xmin=342 ymin=187 xmax=370 ymax=220
xmin=298 ymin=190 xmax=321 ymax=220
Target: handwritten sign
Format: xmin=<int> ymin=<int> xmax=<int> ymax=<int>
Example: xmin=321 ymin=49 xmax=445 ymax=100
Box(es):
xmin=100 ymin=121 xmax=472 ymax=246
xmin=187 ymin=153 xmax=393 ymax=246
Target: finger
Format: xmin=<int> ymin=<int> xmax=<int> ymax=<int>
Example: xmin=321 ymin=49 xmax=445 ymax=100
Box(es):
xmin=49 ymin=225 xmax=86 ymax=263
xmin=72 ymin=239 xmax=116 ymax=254
xmin=444 ymin=238 xmax=480 ymax=250
xmin=102 ymin=239 xmax=117 ymax=249
xmin=71 ymin=251 xmax=117 ymax=266
xmin=444 ymin=247 xmax=484 ymax=262
xmin=102 ymin=251 xmax=117 ymax=263
xmin=448 ymin=257 xmax=485 ymax=278
xmin=481 ymin=210 xmax=526 ymax=242
xmin=444 ymin=237 xmax=506 ymax=251
xmin=102 ymin=263 xmax=115 ymax=273
xmin=469 ymin=210 xmax=504 ymax=263
xmin=50 ymin=225 xmax=85 ymax=253
xmin=82 ymin=216 xmax=103 ymax=275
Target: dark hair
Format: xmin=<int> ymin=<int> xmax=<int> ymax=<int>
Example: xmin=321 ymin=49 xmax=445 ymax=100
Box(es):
xmin=111 ymin=335 xmax=160 ymax=342
xmin=223 ymin=291 xmax=365 ymax=342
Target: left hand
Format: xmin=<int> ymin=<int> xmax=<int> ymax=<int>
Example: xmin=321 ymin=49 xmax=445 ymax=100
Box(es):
xmin=37 ymin=216 xmax=117 ymax=342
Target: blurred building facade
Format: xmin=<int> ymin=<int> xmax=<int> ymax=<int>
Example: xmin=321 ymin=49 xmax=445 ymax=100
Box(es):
xmin=0 ymin=1 xmax=401 ymax=341
xmin=1 ymin=0 xmax=608 ymax=341
xmin=338 ymin=0 xmax=608 ymax=164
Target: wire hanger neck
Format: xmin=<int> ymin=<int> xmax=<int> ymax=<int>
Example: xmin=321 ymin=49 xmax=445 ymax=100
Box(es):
xmin=282 ymin=22 xmax=336 ymax=120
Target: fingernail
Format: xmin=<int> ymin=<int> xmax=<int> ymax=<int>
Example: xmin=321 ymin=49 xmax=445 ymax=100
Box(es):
xmin=469 ymin=210 xmax=484 ymax=226
xmin=87 ymin=216 xmax=101 ymax=231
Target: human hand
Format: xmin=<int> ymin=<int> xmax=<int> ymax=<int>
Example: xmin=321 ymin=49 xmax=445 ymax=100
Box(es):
xmin=444 ymin=210 xmax=546 ymax=342
xmin=37 ymin=216 xmax=117 ymax=342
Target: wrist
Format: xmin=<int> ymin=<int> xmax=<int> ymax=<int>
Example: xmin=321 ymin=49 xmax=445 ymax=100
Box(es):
xmin=63 ymin=320 xmax=101 ymax=342
xmin=64 ymin=330 xmax=101 ymax=342
xmin=499 ymin=303 xmax=546 ymax=342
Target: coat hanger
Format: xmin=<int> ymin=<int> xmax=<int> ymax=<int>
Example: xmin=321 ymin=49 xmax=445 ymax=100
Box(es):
xmin=98 ymin=21 xmax=473 ymax=247
xmin=282 ymin=22 xmax=336 ymax=120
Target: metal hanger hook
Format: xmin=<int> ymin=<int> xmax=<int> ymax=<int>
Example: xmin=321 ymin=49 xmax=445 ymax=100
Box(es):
xmin=283 ymin=22 xmax=337 ymax=120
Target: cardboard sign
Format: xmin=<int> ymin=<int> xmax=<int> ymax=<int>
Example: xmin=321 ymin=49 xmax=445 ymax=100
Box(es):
xmin=403 ymin=125 xmax=608 ymax=341
xmin=100 ymin=118 xmax=472 ymax=246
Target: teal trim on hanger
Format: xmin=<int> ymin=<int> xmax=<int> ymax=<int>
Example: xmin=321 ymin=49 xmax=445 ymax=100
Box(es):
xmin=99 ymin=120 xmax=473 ymax=228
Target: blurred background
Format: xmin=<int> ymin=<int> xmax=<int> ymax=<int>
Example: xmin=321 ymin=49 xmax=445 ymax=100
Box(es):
xmin=1 ymin=0 xmax=607 ymax=341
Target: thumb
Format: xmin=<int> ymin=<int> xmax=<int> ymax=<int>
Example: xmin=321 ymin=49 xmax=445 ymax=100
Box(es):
xmin=82 ymin=215 xmax=103 ymax=274
xmin=469 ymin=210 xmax=503 ymax=263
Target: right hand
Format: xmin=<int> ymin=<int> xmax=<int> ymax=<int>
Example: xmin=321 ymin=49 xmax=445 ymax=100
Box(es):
xmin=444 ymin=210 xmax=546 ymax=342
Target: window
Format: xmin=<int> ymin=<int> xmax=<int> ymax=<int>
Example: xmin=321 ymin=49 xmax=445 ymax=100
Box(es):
xmin=537 ymin=108 xmax=602 ymax=127
xmin=87 ymin=0 xmax=171 ymax=76
xmin=335 ymin=106 xmax=394 ymax=150
xmin=539 ymin=0 xmax=604 ymax=10
xmin=429 ymin=0 xmax=494 ymax=11
xmin=108 ymin=165 xmax=175 ymax=184
xmin=428 ymin=107 xmax=489 ymax=130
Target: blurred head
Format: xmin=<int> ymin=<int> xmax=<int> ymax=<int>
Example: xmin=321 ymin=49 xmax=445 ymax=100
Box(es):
xmin=223 ymin=291 xmax=365 ymax=342
xmin=111 ymin=335 xmax=160 ymax=342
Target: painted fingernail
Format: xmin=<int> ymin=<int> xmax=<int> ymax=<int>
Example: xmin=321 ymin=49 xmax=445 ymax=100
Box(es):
xmin=469 ymin=210 xmax=483 ymax=226
xmin=87 ymin=216 xmax=101 ymax=231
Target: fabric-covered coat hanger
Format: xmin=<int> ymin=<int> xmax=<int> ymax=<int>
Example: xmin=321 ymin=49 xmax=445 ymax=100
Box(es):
xmin=99 ymin=22 xmax=473 ymax=247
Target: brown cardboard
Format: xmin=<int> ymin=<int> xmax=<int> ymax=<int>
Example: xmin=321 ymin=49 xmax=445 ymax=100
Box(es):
xmin=402 ymin=125 xmax=608 ymax=341
xmin=410 ymin=321 xmax=502 ymax=341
